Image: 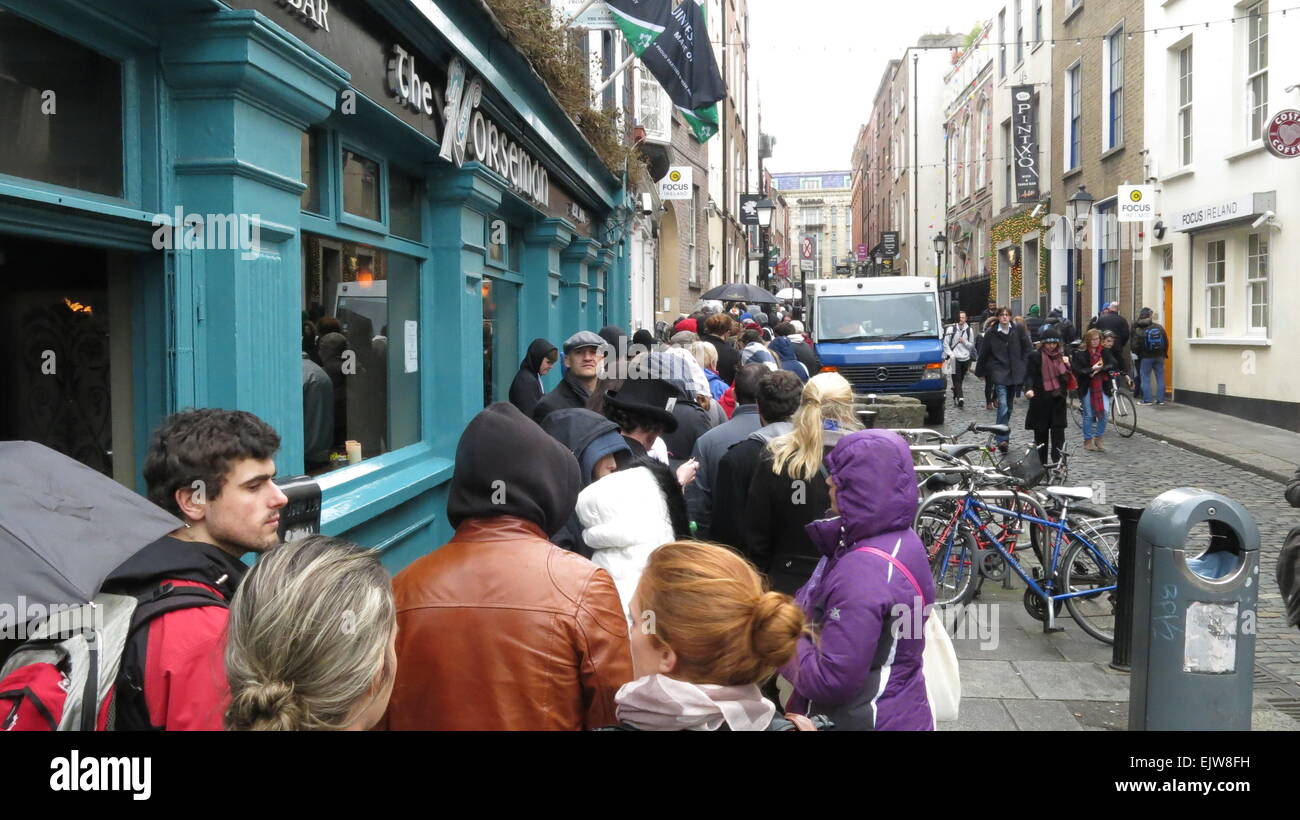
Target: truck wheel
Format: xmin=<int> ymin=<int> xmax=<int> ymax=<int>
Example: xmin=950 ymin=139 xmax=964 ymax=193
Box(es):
xmin=926 ymin=402 xmax=945 ymax=426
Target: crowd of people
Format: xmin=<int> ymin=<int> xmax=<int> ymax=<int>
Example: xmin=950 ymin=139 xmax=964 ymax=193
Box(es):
xmin=945 ymin=301 xmax=1171 ymax=465
xmin=2 ymin=296 xmax=956 ymax=733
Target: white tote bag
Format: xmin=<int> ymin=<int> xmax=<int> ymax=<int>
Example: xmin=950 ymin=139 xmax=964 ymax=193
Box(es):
xmin=856 ymin=547 xmax=961 ymax=723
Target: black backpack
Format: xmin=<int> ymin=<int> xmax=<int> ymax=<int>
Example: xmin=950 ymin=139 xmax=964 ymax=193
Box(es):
xmin=1142 ymin=324 xmax=1167 ymax=355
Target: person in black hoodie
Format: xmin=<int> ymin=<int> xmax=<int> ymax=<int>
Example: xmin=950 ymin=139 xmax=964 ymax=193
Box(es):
xmin=100 ymin=408 xmax=288 ymax=730
xmin=509 ymin=338 xmax=558 ymax=419
xmin=541 ymin=408 xmax=633 ymax=557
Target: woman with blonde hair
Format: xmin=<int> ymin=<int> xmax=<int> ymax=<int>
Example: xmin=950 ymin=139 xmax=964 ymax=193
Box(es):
xmin=688 ymin=341 xmax=728 ymax=401
xmin=743 ymin=372 xmax=862 ymax=594
xmin=224 ymin=536 xmax=397 ymax=731
xmin=604 ymin=540 xmax=822 ymax=731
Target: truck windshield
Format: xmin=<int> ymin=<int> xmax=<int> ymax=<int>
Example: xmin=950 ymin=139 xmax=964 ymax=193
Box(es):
xmin=815 ymin=293 xmax=939 ymax=342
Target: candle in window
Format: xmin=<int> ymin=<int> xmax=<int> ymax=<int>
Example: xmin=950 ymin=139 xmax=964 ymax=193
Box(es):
xmin=346 ymin=440 xmax=362 ymax=464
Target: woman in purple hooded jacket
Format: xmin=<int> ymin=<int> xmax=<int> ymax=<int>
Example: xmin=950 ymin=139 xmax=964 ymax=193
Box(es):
xmin=780 ymin=429 xmax=935 ymax=731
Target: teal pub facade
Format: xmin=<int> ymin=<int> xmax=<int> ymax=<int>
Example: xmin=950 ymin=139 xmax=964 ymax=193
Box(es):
xmin=0 ymin=0 xmax=631 ymax=569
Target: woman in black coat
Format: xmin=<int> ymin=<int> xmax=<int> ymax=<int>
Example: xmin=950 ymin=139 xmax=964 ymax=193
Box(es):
xmin=508 ymin=338 xmax=558 ymax=419
xmin=1022 ymin=330 xmax=1072 ymax=467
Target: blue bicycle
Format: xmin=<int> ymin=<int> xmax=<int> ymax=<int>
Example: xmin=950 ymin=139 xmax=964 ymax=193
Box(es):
xmin=916 ymin=466 xmax=1120 ymax=643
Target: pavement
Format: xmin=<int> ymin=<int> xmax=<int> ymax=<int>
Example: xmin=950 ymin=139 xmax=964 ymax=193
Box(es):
xmin=926 ymin=385 xmax=1300 ymax=731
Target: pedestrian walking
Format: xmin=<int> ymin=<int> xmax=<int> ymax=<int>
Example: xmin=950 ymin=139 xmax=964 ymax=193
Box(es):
xmin=1130 ymin=307 xmax=1169 ymax=405
xmin=780 ymin=429 xmax=935 ymax=731
xmin=1022 ymin=330 xmax=1072 ymax=467
xmin=540 ymin=408 xmax=633 ymax=558
xmin=1073 ymin=329 xmax=1117 ymax=452
xmin=576 ymin=457 xmax=689 ymax=608
xmin=974 ymin=306 xmax=1027 ymax=452
xmin=225 ymin=536 xmax=396 ymax=731
xmin=1025 ymin=304 xmax=1045 ymax=341
xmin=1091 ymin=301 xmax=1130 ymax=358
xmin=508 ymin=338 xmax=558 ymax=419
xmin=745 ymin=373 xmax=863 ymax=594
xmin=604 ymin=541 xmax=818 ymax=731
xmin=385 ymin=403 xmax=632 ymax=730
xmin=685 ymin=364 xmax=767 ymax=539
xmin=942 ymin=311 xmax=976 ymax=408
xmin=533 ymin=331 xmax=606 ymax=424
xmin=711 ymin=371 xmax=804 ymax=551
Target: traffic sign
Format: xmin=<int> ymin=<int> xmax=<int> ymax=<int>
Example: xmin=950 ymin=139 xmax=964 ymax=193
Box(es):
xmin=800 ymin=235 xmax=816 ymax=260
xmin=800 ymin=260 xmax=815 ymax=273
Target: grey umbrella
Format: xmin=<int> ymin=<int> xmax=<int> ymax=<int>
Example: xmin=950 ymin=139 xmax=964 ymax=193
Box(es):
xmin=699 ymin=282 xmax=779 ymax=304
xmin=0 ymin=442 xmax=183 ymax=607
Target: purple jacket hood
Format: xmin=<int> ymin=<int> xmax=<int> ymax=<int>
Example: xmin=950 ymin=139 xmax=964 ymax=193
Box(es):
xmin=812 ymin=430 xmax=918 ymax=552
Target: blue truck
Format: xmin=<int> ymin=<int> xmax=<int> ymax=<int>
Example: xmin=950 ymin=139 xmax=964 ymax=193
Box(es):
xmin=806 ymin=276 xmax=948 ymax=425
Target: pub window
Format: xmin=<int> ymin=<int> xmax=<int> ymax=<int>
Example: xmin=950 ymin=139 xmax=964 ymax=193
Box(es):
xmin=1246 ymin=233 xmax=1269 ymax=335
xmin=389 ymin=168 xmax=422 ymax=241
xmin=1205 ymin=239 xmax=1226 ymax=332
xmin=301 ymin=129 xmax=322 ymax=214
xmin=341 ymin=148 xmax=381 ymax=222
xmin=300 ymin=234 xmax=419 ymax=473
xmin=0 ymin=235 xmax=138 ymax=488
xmin=0 ymin=10 xmax=123 ymax=197
xmin=482 ymin=276 xmax=520 ymax=406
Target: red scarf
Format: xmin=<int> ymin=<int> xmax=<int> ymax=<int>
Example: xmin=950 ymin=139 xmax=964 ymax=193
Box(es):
xmin=1041 ymin=347 xmax=1070 ymax=393
xmin=1087 ymin=346 xmax=1106 ymax=415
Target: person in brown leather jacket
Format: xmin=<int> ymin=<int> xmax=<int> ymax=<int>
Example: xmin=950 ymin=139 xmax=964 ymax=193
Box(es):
xmin=384 ymin=403 xmax=633 ymax=730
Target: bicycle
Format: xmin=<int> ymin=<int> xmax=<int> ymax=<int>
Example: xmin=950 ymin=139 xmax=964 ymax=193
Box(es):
xmin=1070 ymin=371 xmax=1137 ymax=438
xmin=916 ymin=461 xmax=1120 ymax=643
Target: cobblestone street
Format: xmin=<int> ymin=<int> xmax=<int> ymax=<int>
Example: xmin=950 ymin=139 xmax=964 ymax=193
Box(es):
xmin=930 ymin=380 xmax=1300 ymax=726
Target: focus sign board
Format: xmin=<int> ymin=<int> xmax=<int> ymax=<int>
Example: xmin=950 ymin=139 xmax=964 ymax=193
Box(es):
xmin=660 ymin=166 xmax=693 ymax=200
xmin=1118 ymin=185 xmax=1155 ymax=222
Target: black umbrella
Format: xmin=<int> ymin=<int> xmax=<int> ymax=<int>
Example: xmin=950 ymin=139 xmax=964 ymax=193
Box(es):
xmin=699 ymin=282 xmax=779 ymax=304
xmin=0 ymin=442 xmax=183 ymax=607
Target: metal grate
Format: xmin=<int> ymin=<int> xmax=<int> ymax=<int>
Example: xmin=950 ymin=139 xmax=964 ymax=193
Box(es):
xmin=838 ymin=364 xmax=928 ymax=388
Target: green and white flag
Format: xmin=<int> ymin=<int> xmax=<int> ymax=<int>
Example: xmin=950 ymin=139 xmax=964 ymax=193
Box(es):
xmin=606 ymin=0 xmax=672 ymax=55
xmin=679 ymin=0 xmax=719 ymax=142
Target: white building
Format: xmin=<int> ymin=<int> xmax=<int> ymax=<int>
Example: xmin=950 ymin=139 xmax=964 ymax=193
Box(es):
xmin=1141 ymin=0 xmax=1298 ymax=430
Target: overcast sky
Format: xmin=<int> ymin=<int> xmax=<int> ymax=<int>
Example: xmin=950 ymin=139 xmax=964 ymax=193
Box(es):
xmin=749 ymin=0 xmax=1003 ymax=173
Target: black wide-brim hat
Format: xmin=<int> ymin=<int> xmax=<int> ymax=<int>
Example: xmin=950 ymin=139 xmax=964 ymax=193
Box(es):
xmin=603 ymin=378 xmax=680 ymax=433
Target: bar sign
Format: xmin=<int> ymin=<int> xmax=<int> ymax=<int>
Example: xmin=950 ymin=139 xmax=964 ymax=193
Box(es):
xmin=1012 ymin=86 xmax=1039 ymax=203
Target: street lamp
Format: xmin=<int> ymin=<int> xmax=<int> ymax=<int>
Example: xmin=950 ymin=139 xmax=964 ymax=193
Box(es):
xmin=933 ymin=232 xmax=947 ymax=318
xmin=1066 ymin=185 xmax=1095 ymax=322
xmin=756 ymin=197 xmax=775 ymax=289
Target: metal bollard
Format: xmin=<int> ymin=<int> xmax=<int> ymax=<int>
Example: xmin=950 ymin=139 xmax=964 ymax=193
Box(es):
xmin=1128 ymin=488 xmax=1260 ymax=731
xmin=1109 ymin=504 xmax=1144 ymax=672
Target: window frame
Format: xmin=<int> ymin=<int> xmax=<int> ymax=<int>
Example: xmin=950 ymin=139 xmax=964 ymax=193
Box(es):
xmin=1205 ymin=238 xmax=1227 ymax=334
xmin=1014 ymin=0 xmax=1024 ymax=67
xmin=1246 ymin=232 xmax=1270 ymax=336
xmin=998 ymin=11 xmax=1007 ymax=79
xmin=338 ymin=141 xmax=387 ymax=234
xmin=1246 ymin=1 xmax=1269 ymax=142
xmin=1103 ymin=28 xmax=1124 ymax=152
xmin=1095 ymin=199 xmax=1119 ymax=308
xmin=1177 ymin=44 xmax=1194 ymax=167
xmin=1067 ymin=62 xmax=1082 ymax=171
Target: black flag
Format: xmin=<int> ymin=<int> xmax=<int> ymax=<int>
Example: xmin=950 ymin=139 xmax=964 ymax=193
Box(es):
xmin=639 ymin=0 xmax=726 ymax=113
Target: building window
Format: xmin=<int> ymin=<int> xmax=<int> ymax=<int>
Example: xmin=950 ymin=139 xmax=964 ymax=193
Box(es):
xmin=301 ymin=130 xmax=322 ymax=213
xmin=1162 ymin=245 xmax=1174 ymax=271
xmin=1003 ymin=120 xmax=1013 ymax=208
xmin=1014 ymin=0 xmax=1024 ymax=66
xmin=801 ymin=207 xmax=823 ymax=225
xmin=341 ymin=148 xmax=381 ymax=222
xmin=1178 ymin=44 xmax=1193 ymax=167
xmin=0 ymin=11 xmax=124 ymax=197
xmin=998 ymin=11 xmax=1007 ymax=78
xmin=1105 ymin=29 xmax=1124 ymax=150
xmin=1097 ymin=201 xmax=1118 ymax=307
xmin=689 ymin=185 xmax=699 ymax=282
xmin=300 ymin=235 xmax=420 ymax=472
xmin=388 ymin=169 xmax=422 ymax=241
xmin=801 ymin=178 xmax=821 ymax=190
xmin=1247 ymin=232 xmax=1269 ymax=334
xmin=482 ymin=277 xmax=519 ymax=406
xmin=1247 ymin=2 xmax=1268 ymax=141
xmin=1034 ymin=0 xmax=1043 ymax=45
xmin=977 ymin=103 xmax=989 ymax=190
xmin=1205 ymin=239 xmax=1226 ymax=331
xmin=1067 ymin=64 xmax=1082 ymax=170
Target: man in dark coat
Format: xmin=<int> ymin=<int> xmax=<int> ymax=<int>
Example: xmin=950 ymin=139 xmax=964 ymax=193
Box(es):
xmin=776 ymin=321 xmax=822 ymax=376
xmin=710 ymin=370 xmax=803 ymax=552
xmin=975 ymin=306 xmax=1027 ymax=451
xmin=540 ymin=408 xmax=632 ymax=557
xmin=699 ymin=312 xmax=742 ymax=385
xmin=1130 ymin=307 xmax=1169 ymax=405
xmin=684 ymin=364 xmax=767 ymax=538
xmin=533 ymin=331 xmax=605 ymax=424
xmin=1091 ymin=302 xmax=1130 ymax=352
xmin=509 ymin=338 xmax=558 ymax=419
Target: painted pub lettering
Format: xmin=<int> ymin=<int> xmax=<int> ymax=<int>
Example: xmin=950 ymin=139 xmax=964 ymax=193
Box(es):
xmin=276 ymin=0 xmax=330 ymax=31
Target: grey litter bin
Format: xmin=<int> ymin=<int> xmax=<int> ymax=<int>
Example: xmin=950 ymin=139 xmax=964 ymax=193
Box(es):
xmin=1129 ymin=488 xmax=1260 ymax=731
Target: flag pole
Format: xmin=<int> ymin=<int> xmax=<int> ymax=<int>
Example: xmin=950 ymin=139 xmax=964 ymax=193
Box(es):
xmin=561 ymin=0 xmax=601 ymax=28
xmin=594 ymin=53 xmax=636 ymax=94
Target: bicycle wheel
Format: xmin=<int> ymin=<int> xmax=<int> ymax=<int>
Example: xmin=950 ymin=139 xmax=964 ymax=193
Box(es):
xmin=1060 ymin=533 xmax=1119 ymax=644
xmin=1111 ymin=391 xmax=1137 ymax=437
xmin=917 ymin=510 xmax=980 ymax=607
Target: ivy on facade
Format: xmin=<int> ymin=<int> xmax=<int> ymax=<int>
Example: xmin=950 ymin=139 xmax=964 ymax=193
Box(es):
xmin=989 ymin=209 xmax=1050 ymax=302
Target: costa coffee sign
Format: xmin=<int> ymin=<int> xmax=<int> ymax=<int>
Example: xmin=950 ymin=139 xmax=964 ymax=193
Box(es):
xmin=1265 ymin=109 xmax=1300 ymax=159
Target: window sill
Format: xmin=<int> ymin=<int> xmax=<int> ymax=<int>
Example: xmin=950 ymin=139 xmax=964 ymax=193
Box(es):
xmin=318 ymin=444 xmax=455 ymax=536
xmin=1187 ymin=337 xmax=1272 ymax=347
xmin=1225 ymin=142 xmax=1267 ymax=163
xmin=1063 ymin=166 xmax=1083 ymax=182
xmin=1063 ymin=3 xmax=1084 ymax=25
xmin=1161 ymin=166 xmax=1194 ymax=183
xmin=1100 ymin=143 xmax=1126 ymax=162
xmin=1031 ymin=42 xmax=1045 ymax=54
